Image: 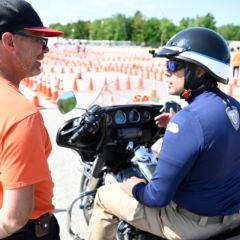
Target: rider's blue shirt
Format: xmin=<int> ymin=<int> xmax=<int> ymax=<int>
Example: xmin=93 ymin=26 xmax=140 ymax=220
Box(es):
xmin=133 ymin=89 xmax=240 ymax=216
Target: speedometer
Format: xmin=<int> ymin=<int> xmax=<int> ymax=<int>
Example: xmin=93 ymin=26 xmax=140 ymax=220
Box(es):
xmin=114 ymin=110 xmax=127 ymax=124
xmin=142 ymin=110 xmax=151 ymax=121
xmin=128 ymin=109 xmax=140 ymax=123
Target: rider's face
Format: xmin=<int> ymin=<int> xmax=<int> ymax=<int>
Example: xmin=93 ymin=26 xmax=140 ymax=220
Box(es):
xmin=164 ymin=61 xmax=185 ymax=96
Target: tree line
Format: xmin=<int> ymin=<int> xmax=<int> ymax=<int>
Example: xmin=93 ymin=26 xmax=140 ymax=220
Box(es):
xmin=49 ymin=11 xmax=240 ymax=45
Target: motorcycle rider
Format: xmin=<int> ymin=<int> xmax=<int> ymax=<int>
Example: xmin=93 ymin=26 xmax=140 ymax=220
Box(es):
xmin=85 ymin=27 xmax=240 ymax=240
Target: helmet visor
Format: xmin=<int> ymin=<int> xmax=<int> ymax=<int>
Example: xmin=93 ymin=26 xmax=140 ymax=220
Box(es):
xmin=154 ymin=46 xmax=187 ymax=57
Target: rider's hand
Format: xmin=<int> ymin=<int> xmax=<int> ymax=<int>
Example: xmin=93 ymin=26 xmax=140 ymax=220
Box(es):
xmin=120 ymin=176 xmax=146 ymax=197
xmin=154 ymin=107 xmax=175 ymax=128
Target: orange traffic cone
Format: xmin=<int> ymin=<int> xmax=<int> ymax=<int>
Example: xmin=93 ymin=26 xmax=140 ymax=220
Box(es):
xmin=69 ymin=67 xmax=74 ymax=73
xmin=29 ymin=77 xmax=33 ymax=89
xmin=72 ymin=78 xmax=78 ymax=92
xmin=45 ymin=78 xmax=52 ymax=99
xmin=114 ymin=77 xmax=120 ymax=91
xmin=159 ymin=68 xmax=164 ymax=81
xmin=103 ymin=77 xmax=109 ymax=91
xmin=60 ymin=66 xmax=65 ymax=74
xmin=50 ymin=66 xmax=54 ymax=73
xmin=233 ymin=79 xmax=238 ymax=86
xmin=125 ymin=77 xmax=131 ymax=90
xmin=138 ymin=78 xmax=143 ymax=89
xmin=76 ymin=71 xmax=82 ymax=80
xmin=41 ymin=78 xmax=46 ymax=96
xmin=150 ymin=80 xmax=157 ymax=100
xmin=88 ymin=77 xmax=94 ymax=91
xmin=32 ymin=80 xmax=40 ymax=107
xmin=52 ymin=79 xmax=59 ymax=102
xmin=37 ymin=78 xmax=42 ymax=93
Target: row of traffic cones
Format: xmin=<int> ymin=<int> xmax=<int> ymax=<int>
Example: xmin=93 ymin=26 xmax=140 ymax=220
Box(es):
xmin=26 ymin=74 xmax=160 ymax=107
xmin=24 ymin=77 xmax=65 ymax=107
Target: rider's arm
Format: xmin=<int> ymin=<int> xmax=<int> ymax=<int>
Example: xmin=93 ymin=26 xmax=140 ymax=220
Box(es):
xmin=132 ymin=109 xmax=204 ymax=207
xmin=0 ymin=186 xmax=34 ymax=238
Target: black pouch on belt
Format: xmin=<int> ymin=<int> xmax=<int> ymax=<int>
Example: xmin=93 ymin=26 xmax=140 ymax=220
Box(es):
xmin=34 ymin=213 xmax=51 ymax=238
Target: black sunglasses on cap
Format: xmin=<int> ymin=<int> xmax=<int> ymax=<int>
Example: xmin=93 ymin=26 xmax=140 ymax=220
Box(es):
xmin=166 ymin=60 xmax=185 ymax=73
xmin=14 ymin=31 xmax=48 ymax=50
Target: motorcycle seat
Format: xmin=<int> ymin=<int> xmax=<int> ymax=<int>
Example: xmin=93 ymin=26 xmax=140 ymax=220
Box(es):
xmin=207 ymin=224 xmax=240 ymax=239
xmin=143 ymin=224 xmax=240 ymax=239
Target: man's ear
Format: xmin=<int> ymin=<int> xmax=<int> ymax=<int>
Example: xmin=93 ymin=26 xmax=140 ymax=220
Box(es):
xmin=1 ymin=32 xmax=14 ymax=50
xmin=196 ymin=67 xmax=205 ymax=78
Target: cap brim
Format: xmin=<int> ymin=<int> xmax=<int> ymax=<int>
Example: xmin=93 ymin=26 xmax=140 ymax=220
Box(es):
xmin=23 ymin=26 xmax=63 ymax=37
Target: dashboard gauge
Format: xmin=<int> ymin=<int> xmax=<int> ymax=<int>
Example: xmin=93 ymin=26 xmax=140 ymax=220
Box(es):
xmin=142 ymin=110 xmax=151 ymax=121
xmin=114 ymin=110 xmax=127 ymax=124
xmin=106 ymin=114 xmax=113 ymax=125
xmin=128 ymin=109 xmax=141 ymax=123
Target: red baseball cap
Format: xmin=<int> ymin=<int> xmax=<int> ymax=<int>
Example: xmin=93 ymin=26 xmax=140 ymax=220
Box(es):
xmin=0 ymin=0 xmax=63 ymax=37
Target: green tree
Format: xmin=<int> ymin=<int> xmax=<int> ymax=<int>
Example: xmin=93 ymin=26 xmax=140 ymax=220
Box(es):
xmin=217 ymin=24 xmax=240 ymax=41
xmin=192 ymin=13 xmax=216 ymax=30
xmin=131 ymin=11 xmax=145 ymax=42
xmin=143 ymin=18 xmax=161 ymax=43
xmin=143 ymin=18 xmax=176 ymax=45
xmin=178 ymin=17 xmax=195 ymax=31
xmin=63 ymin=23 xmax=76 ymax=38
xmin=178 ymin=13 xmax=216 ymax=30
xmin=101 ymin=18 xmax=115 ymax=40
xmin=158 ymin=18 xmax=177 ymax=45
xmin=112 ymin=14 xmax=128 ymax=40
xmin=89 ymin=19 xmax=102 ymax=40
xmin=50 ymin=12 xmax=240 ymax=42
xmin=72 ymin=21 xmax=90 ymax=39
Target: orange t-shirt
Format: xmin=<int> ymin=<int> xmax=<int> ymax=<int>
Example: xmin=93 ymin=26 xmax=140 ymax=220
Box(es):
xmin=0 ymin=79 xmax=54 ymax=219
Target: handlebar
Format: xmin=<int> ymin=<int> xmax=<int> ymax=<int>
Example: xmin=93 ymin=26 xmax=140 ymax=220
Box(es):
xmin=68 ymin=105 xmax=104 ymax=144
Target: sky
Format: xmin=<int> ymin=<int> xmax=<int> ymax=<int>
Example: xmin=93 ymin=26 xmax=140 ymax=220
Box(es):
xmin=27 ymin=0 xmax=240 ymax=27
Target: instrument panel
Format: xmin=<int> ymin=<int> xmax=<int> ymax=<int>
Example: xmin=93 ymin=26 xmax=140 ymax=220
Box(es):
xmin=103 ymin=104 xmax=163 ymax=147
xmin=106 ymin=105 xmax=158 ymax=127
xmin=106 ymin=108 xmax=152 ymax=126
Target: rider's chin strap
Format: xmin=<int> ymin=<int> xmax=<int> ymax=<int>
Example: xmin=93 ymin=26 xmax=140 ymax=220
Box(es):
xmin=180 ymin=62 xmax=206 ymax=99
xmin=181 ymin=89 xmax=192 ymax=99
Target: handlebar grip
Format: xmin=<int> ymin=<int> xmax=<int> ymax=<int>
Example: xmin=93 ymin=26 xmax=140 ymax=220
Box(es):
xmin=68 ymin=105 xmax=104 ymax=144
xmin=68 ymin=124 xmax=89 ymax=144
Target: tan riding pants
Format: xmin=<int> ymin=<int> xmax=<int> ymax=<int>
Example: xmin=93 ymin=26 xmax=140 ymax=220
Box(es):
xmin=85 ymin=183 xmax=240 ymax=240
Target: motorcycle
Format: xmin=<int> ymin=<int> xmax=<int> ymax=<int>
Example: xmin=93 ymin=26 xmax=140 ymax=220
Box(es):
xmin=56 ymin=82 xmax=240 ymax=240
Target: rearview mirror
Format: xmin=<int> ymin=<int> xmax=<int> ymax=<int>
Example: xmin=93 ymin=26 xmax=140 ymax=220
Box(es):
xmin=56 ymin=91 xmax=77 ymax=114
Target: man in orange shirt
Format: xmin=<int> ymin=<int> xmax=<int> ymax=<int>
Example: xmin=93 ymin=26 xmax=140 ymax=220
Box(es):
xmin=0 ymin=0 xmax=63 ymax=239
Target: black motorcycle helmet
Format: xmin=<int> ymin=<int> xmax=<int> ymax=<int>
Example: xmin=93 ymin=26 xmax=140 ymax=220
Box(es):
xmin=152 ymin=27 xmax=230 ymax=86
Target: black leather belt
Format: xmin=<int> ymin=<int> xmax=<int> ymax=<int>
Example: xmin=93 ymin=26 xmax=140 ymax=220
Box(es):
xmin=17 ymin=212 xmax=53 ymax=233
